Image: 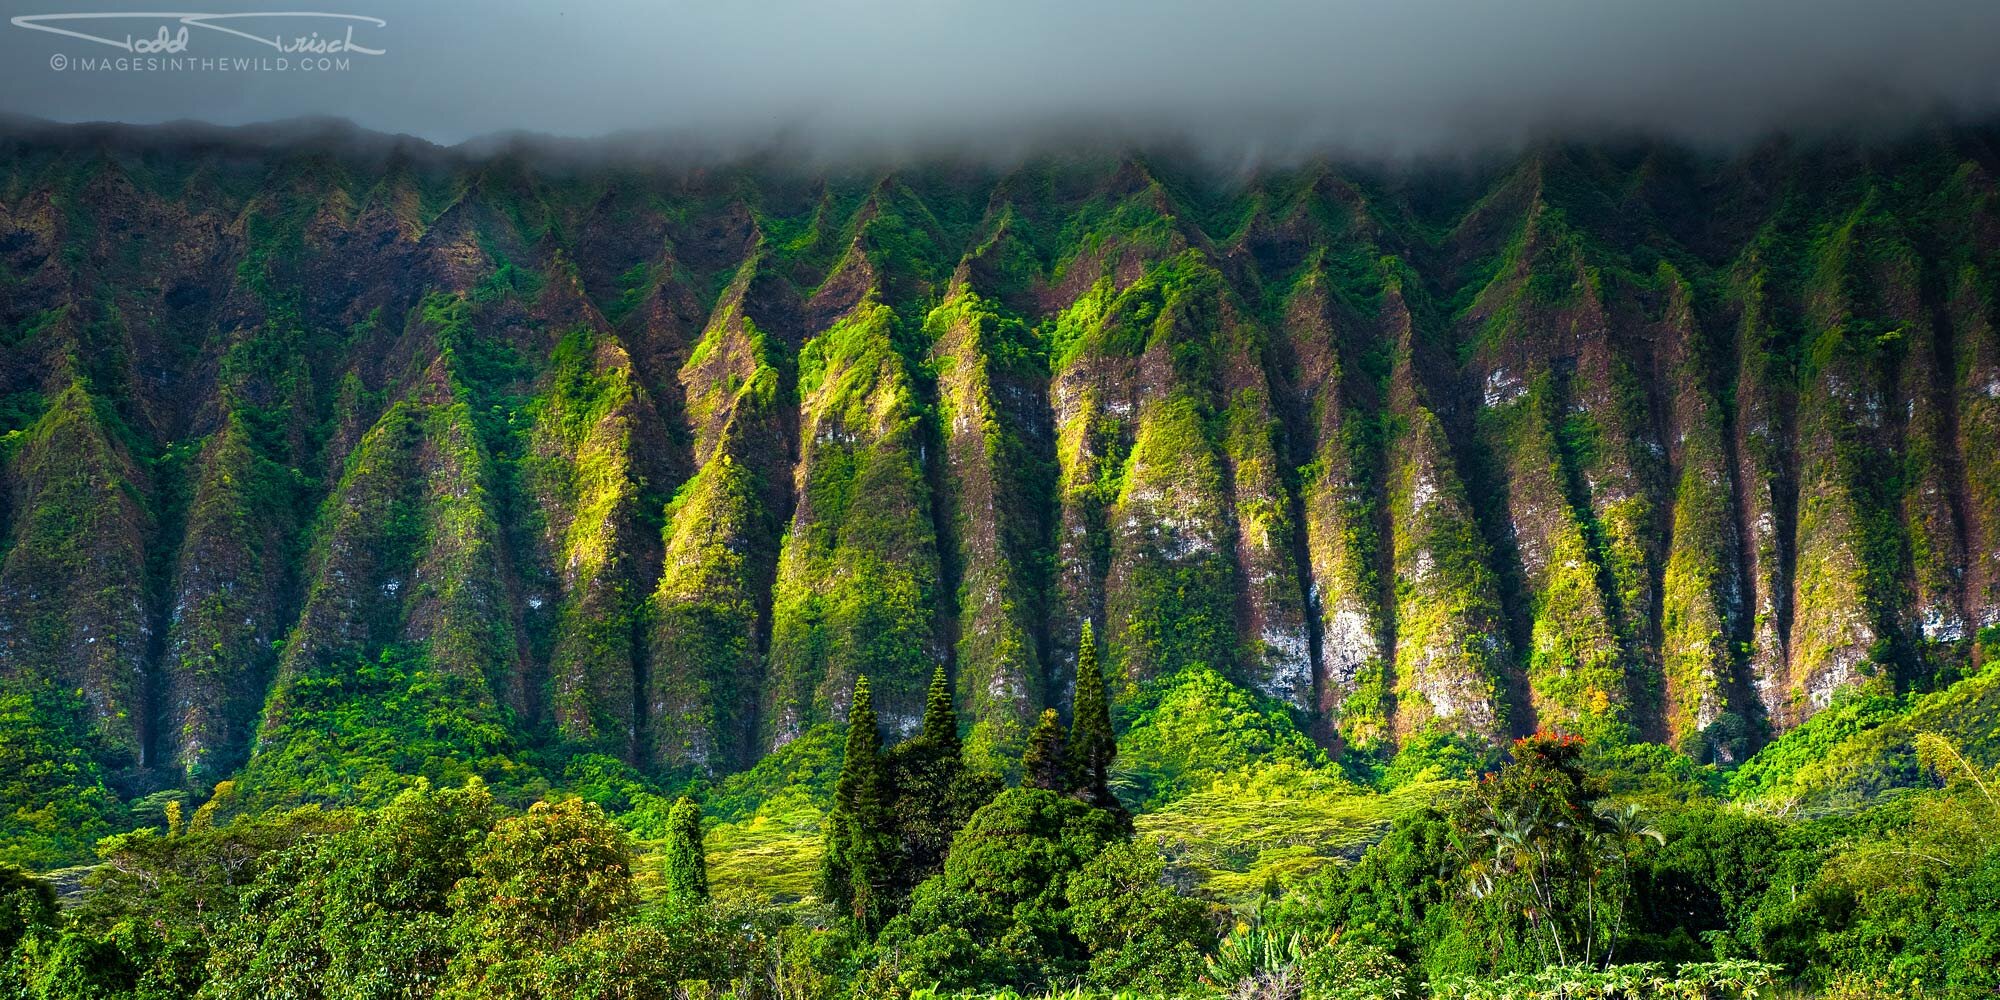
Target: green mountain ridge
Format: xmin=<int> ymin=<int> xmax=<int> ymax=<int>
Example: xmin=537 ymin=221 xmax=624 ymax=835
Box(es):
xmin=3 ymin=121 xmax=2000 ymax=864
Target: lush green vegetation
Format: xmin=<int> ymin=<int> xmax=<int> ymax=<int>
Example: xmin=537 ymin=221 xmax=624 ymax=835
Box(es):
xmin=6 ymin=698 xmax=1998 ymax=999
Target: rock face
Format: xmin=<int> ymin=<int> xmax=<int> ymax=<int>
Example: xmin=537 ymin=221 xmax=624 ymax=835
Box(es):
xmin=648 ymin=253 xmax=792 ymax=774
xmin=3 ymin=122 xmax=2000 ymax=799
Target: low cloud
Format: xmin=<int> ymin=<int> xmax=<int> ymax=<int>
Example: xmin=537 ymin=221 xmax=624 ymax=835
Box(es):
xmin=3 ymin=0 xmax=1997 ymax=162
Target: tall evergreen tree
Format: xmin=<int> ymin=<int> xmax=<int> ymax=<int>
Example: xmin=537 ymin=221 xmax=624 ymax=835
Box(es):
xmin=918 ymin=663 xmax=958 ymax=745
xmin=818 ymin=674 xmax=896 ymax=930
xmin=1022 ymin=708 xmax=1068 ymax=791
xmin=1067 ymin=621 xmax=1129 ymax=828
xmin=663 ymin=796 xmax=709 ymax=904
xmin=890 ymin=665 xmax=998 ymax=896
xmin=817 ymin=808 xmax=853 ymax=917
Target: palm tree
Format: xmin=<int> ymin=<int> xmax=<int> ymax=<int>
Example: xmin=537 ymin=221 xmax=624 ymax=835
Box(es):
xmin=1470 ymin=800 xmax=1570 ymax=967
xmin=1589 ymin=801 xmax=1663 ymax=965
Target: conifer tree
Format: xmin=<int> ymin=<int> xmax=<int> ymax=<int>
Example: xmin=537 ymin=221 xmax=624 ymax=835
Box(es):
xmin=663 ymin=796 xmax=708 ymax=904
xmin=1022 ymin=708 xmax=1068 ymax=791
xmin=1067 ymin=620 xmax=1129 ymax=827
xmin=817 ymin=809 xmax=853 ymax=916
xmin=918 ymin=663 xmax=959 ymax=746
xmin=818 ymin=674 xmax=896 ymax=929
xmin=890 ymin=665 xmax=997 ymax=894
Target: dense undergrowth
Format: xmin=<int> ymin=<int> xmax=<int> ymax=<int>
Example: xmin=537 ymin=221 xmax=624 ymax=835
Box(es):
xmin=1 ymin=655 xmax=1996 ymax=998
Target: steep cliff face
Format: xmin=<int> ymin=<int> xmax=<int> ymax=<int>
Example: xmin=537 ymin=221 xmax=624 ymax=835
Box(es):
xmin=0 ymin=376 xmax=154 ymax=766
xmin=928 ymin=282 xmax=1053 ymax=770
xmin=3 ymin=122 xmax=1999 ymax=808
xmin=647 ymin=252 xmax=792 ymax=775
xmin=1283 ymin=264 xmax=1392 ymax=750
xmin=1656 ymin=270 xmax=1744 ymax=753
xmin=1382 ymin=300 xmax=1513 ymax=743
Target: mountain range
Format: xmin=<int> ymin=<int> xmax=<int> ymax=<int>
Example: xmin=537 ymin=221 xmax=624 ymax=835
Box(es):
xmin=2 ymin=118 xmax=1997 ymax=825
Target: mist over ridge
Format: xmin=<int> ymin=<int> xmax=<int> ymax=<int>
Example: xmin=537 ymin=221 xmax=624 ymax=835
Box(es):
xmin=1 ymin=0 xmax=1998 ymax=165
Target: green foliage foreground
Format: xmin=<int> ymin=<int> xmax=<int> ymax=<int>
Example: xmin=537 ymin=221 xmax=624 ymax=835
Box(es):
xmin=2 ymin=716 xmax=1996 ymax=1000
xmin=6 ymin=617 xmax=2000 ymax=1000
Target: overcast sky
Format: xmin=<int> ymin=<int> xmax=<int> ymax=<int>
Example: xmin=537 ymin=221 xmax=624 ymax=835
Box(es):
xmin=3 ymin=0 xmax=1998 ymax=160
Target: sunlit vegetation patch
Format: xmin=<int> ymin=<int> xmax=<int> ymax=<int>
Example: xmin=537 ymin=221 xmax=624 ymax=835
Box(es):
xmin=1113 ymin=666 xmax=1325 ymax=810
xmin=1137 ymin=765 xmax=1451 ymax=900
xmin=1731 ymin=661 xmax=2000 ymax=808
xmin=696 ymin=725 xmax=845 ymax=905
